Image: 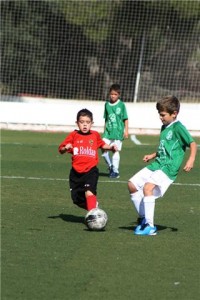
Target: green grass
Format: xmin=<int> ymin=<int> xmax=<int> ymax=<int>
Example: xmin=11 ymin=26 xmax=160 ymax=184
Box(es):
xmin=1 ymin=130 xmax=200 ymax=300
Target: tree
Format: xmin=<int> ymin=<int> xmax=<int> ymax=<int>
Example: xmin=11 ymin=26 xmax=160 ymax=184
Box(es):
xmin=1 ymin=0 xmax=199 ymax=101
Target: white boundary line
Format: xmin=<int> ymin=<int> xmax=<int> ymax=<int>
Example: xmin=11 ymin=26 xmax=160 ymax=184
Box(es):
xmin=1 ymin=175 xmax=200 ymax=187
xmin=1 ymin=142 xmax=200 ymax=146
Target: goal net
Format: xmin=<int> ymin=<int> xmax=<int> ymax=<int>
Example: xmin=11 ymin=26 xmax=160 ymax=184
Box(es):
xmin=1 ymin=0 xmax=200 ymax=102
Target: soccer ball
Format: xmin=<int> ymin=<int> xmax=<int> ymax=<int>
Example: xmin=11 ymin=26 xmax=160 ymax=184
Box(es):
xmin=85 ymin=208 xmax=108 ymax=231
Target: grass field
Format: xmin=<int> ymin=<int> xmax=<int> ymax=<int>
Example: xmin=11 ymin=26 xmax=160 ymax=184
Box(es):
xmin=1 ymin=130 xmax=200 ymax=300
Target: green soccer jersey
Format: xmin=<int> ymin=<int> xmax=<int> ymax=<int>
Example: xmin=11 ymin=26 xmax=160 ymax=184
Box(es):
xmin=147 ymin=121 xmax=194 ymax=180
xmin=102 ymin=99 xmax=128 ymax=140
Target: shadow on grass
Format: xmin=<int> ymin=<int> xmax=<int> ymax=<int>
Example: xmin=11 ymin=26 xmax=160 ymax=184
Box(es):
xmin=48 ymin=214 xmax=106 ymax=232
xmin=48 ymin=214 xmax=85 ymax=224
xmin=119 ymin=224 xmax=178 ymax=233
xmin=99 ymin=172 xmax=109 ymax=177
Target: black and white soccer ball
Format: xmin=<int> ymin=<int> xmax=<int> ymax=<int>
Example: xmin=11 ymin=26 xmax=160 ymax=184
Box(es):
xmin=85 ymin=208 xmax=108 ymax=231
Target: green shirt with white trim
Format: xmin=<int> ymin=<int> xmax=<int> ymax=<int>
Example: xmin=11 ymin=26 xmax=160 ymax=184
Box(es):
xmin=102 ymin=99 xmax=128 ymax=140
xmin=147 ymin=121 xmax=194 ymax=180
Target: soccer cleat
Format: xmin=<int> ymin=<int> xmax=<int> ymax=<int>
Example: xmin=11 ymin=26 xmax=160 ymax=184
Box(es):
xmin=108 ymin=165 xmax=113 ymax=172
xmin=134 ymin=223 xmax=157 ymax=236
xmin=137 ymin=217 xmax=146 ymax=226
xmin=109 ymin=171 xmax=120 ymax=179
xmin=134 ymin=217 xmax=146 ymax=233
xmin=108 ymin=165 xmax=113 ymax=176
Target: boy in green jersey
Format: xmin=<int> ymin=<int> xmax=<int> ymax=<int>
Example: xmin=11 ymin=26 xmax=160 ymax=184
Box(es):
xmin=128 ymin=95 xmax=197 ymax=236
xmin=102 ymin=84 xmax=129 ymax=178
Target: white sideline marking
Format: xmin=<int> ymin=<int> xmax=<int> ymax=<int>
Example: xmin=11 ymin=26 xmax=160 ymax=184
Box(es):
xmin=1 ymin=142 xmax=200 ymax=147
xmin=1 ymin=175 xmax=200 ymax=187
xmin=130 ymin=135 xmax=142 ymax=145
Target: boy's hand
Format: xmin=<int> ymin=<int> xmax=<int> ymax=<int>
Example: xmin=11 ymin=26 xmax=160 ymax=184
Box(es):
xmin=64 ymin=143 xmax=73 ymax=150
xmin=59 ymin=143 xmax=73 ymax=154
xmin=143 ymin=153 xmax=156 ymax=162
xmin=183 ymin=158 xmax=194 ymax=172
xmin=110 ymin=144 xmax=118 ymax=152
xmin=143 ymin=155 xmax=151 ymax=162
xmin=184 ymin=142 xmax=197 ymax=172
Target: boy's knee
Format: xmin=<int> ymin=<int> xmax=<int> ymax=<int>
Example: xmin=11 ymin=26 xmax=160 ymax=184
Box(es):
xmin=143 ymin=182 xmax=155 ymax=195
xmin=128 ymin=181 xmax=137 ymax=193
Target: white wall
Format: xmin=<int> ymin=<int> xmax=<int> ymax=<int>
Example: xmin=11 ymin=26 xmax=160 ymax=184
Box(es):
xmin=0 ymin=96 xmax=199 ymax=136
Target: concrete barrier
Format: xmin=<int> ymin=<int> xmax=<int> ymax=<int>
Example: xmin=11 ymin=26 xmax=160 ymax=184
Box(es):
xmin=0 ymin=96 xmax=199 ymax=136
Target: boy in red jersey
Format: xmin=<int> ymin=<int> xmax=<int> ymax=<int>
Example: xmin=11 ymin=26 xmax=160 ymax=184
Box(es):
xmin=59 ymin=108 xmax=118 ymax=211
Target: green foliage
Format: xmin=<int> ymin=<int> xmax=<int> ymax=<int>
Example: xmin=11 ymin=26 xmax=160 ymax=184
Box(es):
xmin=148 ymin=0 xmax=200 ymax=18
xmin=60 ymin=0 xmax=122 ymax=41
xmin=1 ymin=1 xmax=51 ymax=94
xmin=1 ymin=0 xmax=200 ymax=100
xmin=170 ymin=0 xmax=200 ymax=18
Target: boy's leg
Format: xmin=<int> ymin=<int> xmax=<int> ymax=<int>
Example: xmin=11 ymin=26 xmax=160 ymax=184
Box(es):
xmin=128 ymin=180 xmax=145 ymax=226
xmin=134 ymin=183 xmax=156 ymax=234
xmin=130 ymin=190 xmax=145 ymax=220
xmin=134 ymin=194 xmax=157 ymax=235
xmin=143 ymin=195 xmax=155 ymax=227
xmin=84 ymin=167 xmax=99 ymax=211
xmin=69 ymin=168 xmax=87 ymax=209
xmin=109 ymin=140 xmax=122 ymax=177
xmin=71 ymin=189 xmax=87 ymax=210
xmin=128 ymin=167 xmax=151 ymax=214
xmin=128 ymin=168 xmax=157 ymax=233
xmin=102 ymin=138 xmax=112 ymax=170
xmin=85 ymin=194 xmax=97 ymax=211
xmin=142 ymin=171 xmax=173 ymax=227
xmin=135 ymin=171 xmax=173 ymax=235
xmin=102 ymin=151 xmax=112 ymax=169
xmin=112 ymin=151 xmax=120 ymax=173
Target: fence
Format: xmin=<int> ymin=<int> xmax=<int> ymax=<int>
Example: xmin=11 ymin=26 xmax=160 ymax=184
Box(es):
xmin=1 ymin=0 xmax=200 ymax=102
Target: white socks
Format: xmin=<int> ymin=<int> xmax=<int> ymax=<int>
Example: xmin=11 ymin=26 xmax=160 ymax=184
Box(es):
xmin=112 ymin=151 xmax=120 ymax=173
xmin=143 ymin=196 xmax=155 ymax=227
xmin=130 ymin=191 xmax=145 ymax=218
xmin=130 ymin=193 xmax=155 ymax=227
xmin=102 ymin=151 xmax=112 ymax=167
xmin=102 ymin=151 xmax=120 ymax=173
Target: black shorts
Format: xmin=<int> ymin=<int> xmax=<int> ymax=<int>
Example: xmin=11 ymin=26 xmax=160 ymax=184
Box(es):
xmin=69 ymin=166 xmax=99 ymax=208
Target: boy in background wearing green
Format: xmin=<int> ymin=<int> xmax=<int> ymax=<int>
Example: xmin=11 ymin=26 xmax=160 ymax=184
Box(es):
xmin=128 ymin=95 xmax=197 ymax=236
xmin=102 ymin=84 xmax=129 ymax=178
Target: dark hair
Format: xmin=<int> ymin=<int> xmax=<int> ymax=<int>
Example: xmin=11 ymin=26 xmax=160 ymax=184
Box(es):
xmin=109 ymin=83 xmax=121 ymax=94
xmin=76 ymin=108 xmax=93 ymax=122
xmin=156 ymin=95 xmax=180 ymax=114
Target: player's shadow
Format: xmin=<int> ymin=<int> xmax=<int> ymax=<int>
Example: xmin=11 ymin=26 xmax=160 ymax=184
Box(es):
xmin=48 ymin=214 xmax=85 ymax=224
xmin=119 ymin=224 xmax=178 ymax=233
xmin=99 ymin=171 xmax=110 ymax=177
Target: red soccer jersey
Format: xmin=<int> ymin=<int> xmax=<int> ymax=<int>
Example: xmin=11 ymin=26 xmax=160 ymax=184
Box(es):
xmin=58 ymin=130 xmax=106 ymax=173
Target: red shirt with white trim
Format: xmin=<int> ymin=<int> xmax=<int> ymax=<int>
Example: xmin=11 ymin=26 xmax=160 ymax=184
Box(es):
xmin=58 ymin=130 xmax=106 ymax=173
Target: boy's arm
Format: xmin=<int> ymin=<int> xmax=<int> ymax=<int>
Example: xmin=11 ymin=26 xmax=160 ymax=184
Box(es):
xmin=183 ymin=141 xmax=197 ymax=172
xmin=58 ymin=135 xmax=73 ymax=154
xmin=124 ymin=119 xmax=129 ymax=138
xmin=59 ymin=143 xmax=73 ymax=154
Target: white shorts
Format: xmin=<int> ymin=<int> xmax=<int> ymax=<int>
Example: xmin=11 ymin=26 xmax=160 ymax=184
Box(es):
xmin=128 ymin=167 xmax=173 ymax=198
xmin=103 ymin=138 xmax=122 ymax=151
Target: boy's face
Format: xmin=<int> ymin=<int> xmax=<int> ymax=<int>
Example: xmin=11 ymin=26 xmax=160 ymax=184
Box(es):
xmin=158 ymin=111 xmax=177 ymax=126
xmin=77 ymin=116 xmax=93 ymax=133
xmin=109 ymin=90 xmax=120 ymax=103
